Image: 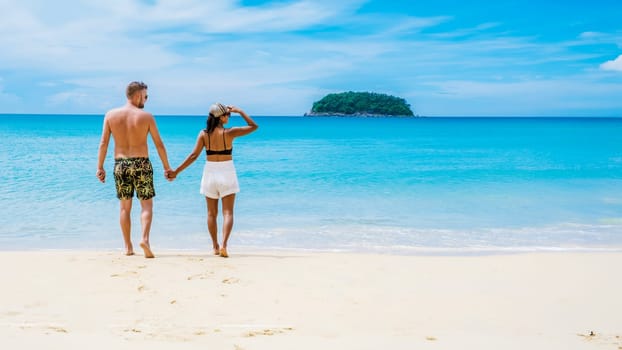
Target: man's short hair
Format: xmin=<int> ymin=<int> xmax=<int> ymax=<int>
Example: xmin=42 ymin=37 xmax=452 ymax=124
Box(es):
xmin=126 ymin=81 xmax=148 ymax=98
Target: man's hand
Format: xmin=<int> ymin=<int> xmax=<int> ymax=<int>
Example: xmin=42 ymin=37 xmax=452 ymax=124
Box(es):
xmin=165 ymin=169 xmax=176 ymax=181
xmin=96 ymin=169 xmax=106 ymax=183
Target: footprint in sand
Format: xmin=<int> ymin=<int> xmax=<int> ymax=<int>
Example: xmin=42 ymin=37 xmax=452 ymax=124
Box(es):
xmin=578 ymin=331 xmax=597 ymax=340
xmin=110 ymin=270 xmax=138 ymax=278
xmin=47 ymin=326 xmax=68 ymax=333
xmin=187 ymin=257 xmax=205 ymax=262
xmin=244 ymin=327 xmax=294 ymax=337
xmin=222 ymin=277 xmax=240 ymax=284
xmin=578 ymin=332 xmax=622 ymax=347
xmin=137 ymin=285 xmax=145 ymax=292
xmin=187 ymin=273 xmax=211 ymax=280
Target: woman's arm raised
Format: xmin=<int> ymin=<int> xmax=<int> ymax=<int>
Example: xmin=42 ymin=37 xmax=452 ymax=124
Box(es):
xmin=227 ymin=106 xmax=258 ymax=138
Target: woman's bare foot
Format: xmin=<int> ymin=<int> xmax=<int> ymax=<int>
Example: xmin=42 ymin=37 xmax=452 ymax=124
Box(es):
xmin=219 ymin=247 xmax=228 ymax=258
xmin=140 ymin=241 xmax=155 ymax=258
xmin=213 ymin=248 xmax=220 ymax=256
xmin=125 ymin=244 xmax=134 ymax=256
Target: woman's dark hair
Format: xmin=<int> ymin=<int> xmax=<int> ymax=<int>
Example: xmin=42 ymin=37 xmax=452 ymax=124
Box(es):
xmin=206 ymin=113 xmax=220 ymax=134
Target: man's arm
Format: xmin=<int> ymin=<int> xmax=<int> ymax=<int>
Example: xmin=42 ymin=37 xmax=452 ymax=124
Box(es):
xmin=96 ymin=116 xmax=111 ymax=183
xmin=147 ymin=115 xmax=173 ymax=179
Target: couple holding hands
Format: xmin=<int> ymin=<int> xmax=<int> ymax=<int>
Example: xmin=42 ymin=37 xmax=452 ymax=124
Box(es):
xmin=96 ymin=81 xmax=258 ymax=258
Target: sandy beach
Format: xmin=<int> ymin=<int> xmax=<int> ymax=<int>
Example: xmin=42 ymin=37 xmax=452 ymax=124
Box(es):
xmin=0 ymin=250 xmax=620 ymax=349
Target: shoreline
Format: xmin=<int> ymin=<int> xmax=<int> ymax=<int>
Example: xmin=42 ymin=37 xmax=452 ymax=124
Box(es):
xmin=2 ymin=244 xmax=622 ymax=257
xmin=1 ymin=250 xmax=620 ymax=349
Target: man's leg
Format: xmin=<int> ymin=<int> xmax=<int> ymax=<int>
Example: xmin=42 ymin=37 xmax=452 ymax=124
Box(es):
xmin=119 ymin=199 xmax=134 ymax=255
xmin=139 ymin=198 xmax=155 ymax=258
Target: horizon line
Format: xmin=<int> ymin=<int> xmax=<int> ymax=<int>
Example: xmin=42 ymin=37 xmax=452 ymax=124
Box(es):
xmin=1 ymin=113 xmax=621 ymax=119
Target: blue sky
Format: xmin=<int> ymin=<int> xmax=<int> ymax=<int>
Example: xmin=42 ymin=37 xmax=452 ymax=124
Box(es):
xmin=0 ymin=0 xmax=621 ymax=116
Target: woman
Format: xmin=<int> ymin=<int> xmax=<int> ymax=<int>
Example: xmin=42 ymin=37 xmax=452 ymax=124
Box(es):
xmin=171 ymin=103 xmax=258 ymax=257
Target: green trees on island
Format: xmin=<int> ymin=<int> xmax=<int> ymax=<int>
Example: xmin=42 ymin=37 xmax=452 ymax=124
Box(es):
xmin=309 ymin=91 xmax=414 ymax=116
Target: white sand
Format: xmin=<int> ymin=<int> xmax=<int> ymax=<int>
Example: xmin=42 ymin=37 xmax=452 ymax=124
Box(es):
xmin=0 ymin=250 xmax=620 ymax=349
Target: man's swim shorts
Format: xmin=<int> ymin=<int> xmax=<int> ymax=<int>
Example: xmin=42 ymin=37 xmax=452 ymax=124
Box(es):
xmin=113 ymin=157 xmax=155 ymax=200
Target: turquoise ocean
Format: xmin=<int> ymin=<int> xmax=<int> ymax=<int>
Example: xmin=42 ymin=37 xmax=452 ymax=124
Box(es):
xmin=1 ymin=114 xmax=622 ymax=254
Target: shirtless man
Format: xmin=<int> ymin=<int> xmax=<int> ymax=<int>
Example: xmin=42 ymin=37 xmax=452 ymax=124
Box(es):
xmin=96 ymin=81 xmax=173 ymax=258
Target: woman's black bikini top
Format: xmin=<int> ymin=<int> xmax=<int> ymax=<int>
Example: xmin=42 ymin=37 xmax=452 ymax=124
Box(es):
xmin=205 ymin=129 xmax=232 ymax=156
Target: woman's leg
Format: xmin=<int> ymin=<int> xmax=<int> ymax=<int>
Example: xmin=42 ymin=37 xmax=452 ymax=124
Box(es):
xmin=220 ymin=194 xmax=236 ymax=257
xmin=206 ymin=197 xmax=220 ymax=255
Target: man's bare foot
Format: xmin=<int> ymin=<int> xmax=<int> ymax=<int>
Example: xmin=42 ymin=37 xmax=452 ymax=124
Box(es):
xmin=140 ymin=242 xmax=155 ymax=258
xmin=219 ymin=248 xmax=228 ymax=258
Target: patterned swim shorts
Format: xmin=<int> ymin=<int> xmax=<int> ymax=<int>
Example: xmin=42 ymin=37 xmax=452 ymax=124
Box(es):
xmin=113 ymin=157 xmax=155 ymax=200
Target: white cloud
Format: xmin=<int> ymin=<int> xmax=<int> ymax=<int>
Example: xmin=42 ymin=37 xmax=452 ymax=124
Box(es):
xmin=375 ymin=15 xmax=451 ymax=36
xmin=0 ymin=2 xmax=184 ymax=72
xmin=206 ymin=1 xmax=360 ymax=33
xmin=0 ymin=0 xmax=368 ymax=74
xmin=428 ymin=21 xmax=501 ymax=39
xmin=29 ymin=0 xmax=366 ymax=34
xmin=600 ymin=55 xmax=622 ymax=72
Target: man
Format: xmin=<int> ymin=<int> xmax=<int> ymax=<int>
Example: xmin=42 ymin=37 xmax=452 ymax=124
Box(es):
xmin=96 ymin=81 xmax=173 ymax=258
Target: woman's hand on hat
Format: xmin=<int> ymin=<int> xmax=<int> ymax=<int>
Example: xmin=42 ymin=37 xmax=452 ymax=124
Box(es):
xmin=228 ymin=105 xmax=242 ymax=114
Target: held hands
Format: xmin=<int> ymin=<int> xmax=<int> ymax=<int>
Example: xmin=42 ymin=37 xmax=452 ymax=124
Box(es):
xmin=164 ymin=169 xmax=177 ymax=181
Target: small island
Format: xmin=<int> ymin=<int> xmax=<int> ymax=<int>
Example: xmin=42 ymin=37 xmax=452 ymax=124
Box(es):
xmin=305 ymin=91 xmax=415 ymax=117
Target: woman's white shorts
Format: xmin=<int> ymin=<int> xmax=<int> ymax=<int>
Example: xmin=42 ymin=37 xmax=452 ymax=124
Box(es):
xmin=200 ymin=160 xmax=240 ymax=199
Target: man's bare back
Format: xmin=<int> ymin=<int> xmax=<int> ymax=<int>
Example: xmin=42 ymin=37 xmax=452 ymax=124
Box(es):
xmin=105 ymin=105 xmax=154 ymax=159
